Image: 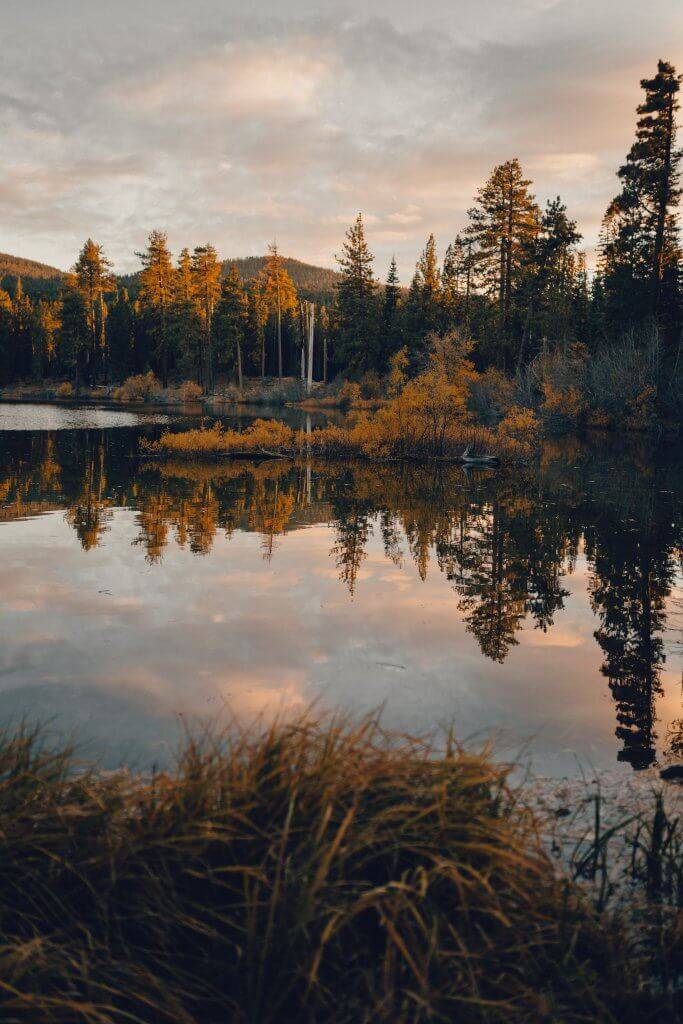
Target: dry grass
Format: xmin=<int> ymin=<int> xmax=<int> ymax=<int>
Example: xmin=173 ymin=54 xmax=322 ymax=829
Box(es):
xmin=141 ymin=415 xmax=535 ymax=465
xmin=0 ymin=718 xmax=677 ymax=1023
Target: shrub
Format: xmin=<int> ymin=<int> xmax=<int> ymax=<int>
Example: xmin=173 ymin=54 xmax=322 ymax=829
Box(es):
xmin=338 ymin=379 xmax=362 ymax=408
xmin=468 ymin=366 xmax=516 ymax=424
xmin=179 ymin=380 xmax=203 ymax=403
xmin=0 ymin=719 xmax=672 ymax=1024
xmin=55 ymin=381 xmax=74 ymax=399
xmin=113 ymin=371 xmax=161 ymax=402
xmin=498 ymin=404 xmax=540 ymax=444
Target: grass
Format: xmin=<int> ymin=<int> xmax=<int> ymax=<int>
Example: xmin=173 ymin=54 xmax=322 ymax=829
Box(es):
xmin=0 ymin=716 xmax=679 ymax=1023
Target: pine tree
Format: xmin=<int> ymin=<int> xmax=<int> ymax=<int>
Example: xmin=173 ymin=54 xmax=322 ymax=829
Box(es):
xmin=248 ymin=279 xmax=269 ymax=379
xmin=262 ymin=244 xmax=298 ymax=377
xmin=216 ymin=265 xmax=249 ymax=390
xmin=0 ymin=289 xmax=13 ymax=385
xmin=11 ymin=278 xmax=36 ymax=380
xmin=137 ymin=230 xmax=176 ymax=386
xmin=379 ymin=257 xmax=401 ymax=363
xmin=334 ymin=214 xmax=378 ymax=376
xmin=466 ymin=160 xmax=539 ymax=367
xmin=107 ymin=288 xmax=135 ymax=382
xmin=60 ymin=279 xmax=90 ymax=386
xmin=517 ymin=197 xmax=582 ymax=365
xmin=73 ymin=239 xmax=113 ymax=384
xmin=190 ymin=244 xmax=222 ymax=391
xmin=601 ymin=60 xmax=682 ymax=335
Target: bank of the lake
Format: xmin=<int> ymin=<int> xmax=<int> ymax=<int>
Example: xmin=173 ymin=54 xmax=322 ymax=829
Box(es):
xmin=0 ymin=717 xmax=679 ymax=1024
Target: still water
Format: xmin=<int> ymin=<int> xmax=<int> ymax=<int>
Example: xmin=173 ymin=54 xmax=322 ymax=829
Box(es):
xmin=0 ymin=403 xmax=681 ymax=775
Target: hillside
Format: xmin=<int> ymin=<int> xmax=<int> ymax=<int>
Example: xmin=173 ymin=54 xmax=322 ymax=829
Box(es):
xmin=224 ymin=256 xmax=341 ymax=302
xmin=0 ymin=253 xmax=66 ymax=299
xmin=0 ymin=252 xmax=341 ymax=304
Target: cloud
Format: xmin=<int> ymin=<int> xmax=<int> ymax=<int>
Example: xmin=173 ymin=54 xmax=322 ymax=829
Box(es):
xmin=111 ymin=42 xmax=335 ymax=121
xmin=0 ymin=0 xmax=681 ymax=276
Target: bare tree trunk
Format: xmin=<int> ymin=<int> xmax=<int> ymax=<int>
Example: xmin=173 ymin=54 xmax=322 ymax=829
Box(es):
xmin=276 ymin=280 xmax=283 ymax=379
xmin=307 ymin=302 xmax=315 ymax=395
xmin=323 ymin=334 xmax=328 ymax=383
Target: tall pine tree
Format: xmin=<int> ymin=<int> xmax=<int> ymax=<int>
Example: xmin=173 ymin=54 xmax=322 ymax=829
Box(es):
xmin=334 ymin=214 xmax=378 ymax=376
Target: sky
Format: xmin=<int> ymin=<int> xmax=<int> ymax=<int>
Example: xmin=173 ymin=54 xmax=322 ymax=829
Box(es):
xmin=1 ymin=0 xmax=682 ymax=279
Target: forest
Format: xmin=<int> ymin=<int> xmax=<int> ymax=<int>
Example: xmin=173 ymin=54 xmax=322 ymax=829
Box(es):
xmin=0 ymin=60 xmax=681 ymax=433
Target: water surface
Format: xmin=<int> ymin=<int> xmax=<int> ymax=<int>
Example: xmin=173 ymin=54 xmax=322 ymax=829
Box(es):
xmin=0 ymin=403 xmax=681 ymax=775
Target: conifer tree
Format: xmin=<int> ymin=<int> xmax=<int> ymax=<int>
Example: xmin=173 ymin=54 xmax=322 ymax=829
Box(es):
xmin=190 ymin=244 xmax=222 ymax=391
xmin=0 ymin=290 xmax=13 ymax=385
xmin=73 ymin=239 xmax=113 ymax=384
xmin=137 ymin=230 xmax=176 ymax=386
xmin=517 ymin=197 xmax=582 ymax=365
xmin=466 ymin=160 xmax=539 ymax=367
xmin=262 ymin=244 xmax=298 ymax=377
xmin=380 ymin=257 xmax=401 ymax=363
xmin=601 ymin=60 xmax=682 ymax=333
xmin=60 ymin=279 xmax=90 ymax=386
xmin=248 ymin=279 xmax=269 ymax=379
xmin=107 ymin=288 xmax=135 ymax=382
xmin=334 ymin=214 xmax=378 ymax=375
xmin=216 ymin=265 xmax=249 ymax=390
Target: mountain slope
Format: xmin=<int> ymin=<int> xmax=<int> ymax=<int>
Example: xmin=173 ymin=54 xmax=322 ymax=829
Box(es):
xmin=0 ymin=253 xmax=66 ymax=281
xmin=0 ymin=253 xmax=66 ymax=299
xmin=224 ymin=256 xmax=341 ymax=301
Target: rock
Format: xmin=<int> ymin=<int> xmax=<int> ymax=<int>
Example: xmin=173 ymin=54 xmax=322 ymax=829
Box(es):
xmin=659 ymin=765 xmax=683 ymax=782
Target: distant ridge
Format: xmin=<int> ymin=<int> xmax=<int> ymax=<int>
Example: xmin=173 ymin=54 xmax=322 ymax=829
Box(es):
xmin=0 ymin=253 xmax=66 ymax=299
xmin=0 ymin=252 xmax=341 ymax=303
xmin=223 ymin=256 xmax=341 ymax=302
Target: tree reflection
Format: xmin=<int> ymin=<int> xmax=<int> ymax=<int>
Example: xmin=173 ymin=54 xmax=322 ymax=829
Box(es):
xmin=0 ymin=429 xmax=680 ymax=769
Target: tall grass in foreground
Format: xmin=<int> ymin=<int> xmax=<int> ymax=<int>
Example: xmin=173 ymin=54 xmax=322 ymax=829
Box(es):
xmin=0 ymin=718 xmax=678 ymax=1023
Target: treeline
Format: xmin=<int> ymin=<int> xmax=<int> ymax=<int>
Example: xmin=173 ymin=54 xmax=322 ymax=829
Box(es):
xmin=0 ymin=60 xmax=680 ymax=413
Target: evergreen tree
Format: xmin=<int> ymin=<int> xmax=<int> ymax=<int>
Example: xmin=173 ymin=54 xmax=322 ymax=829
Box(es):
xmin=190 ymin=244 xmax=222 ymax=391
xmin=59 ymin=279 xmax=90 ymax=386
xmin=137 ymin=230 xmax=176 ymax=386
xmin=466 ymin=160 xmax=539 ymax=368
xmin=379 ymin=256 xmax=401 ymax=364
xmin=73 ymin=239 xmax=113 ymax=384
xmin=11 ymin=278 xmax=35 ymax=380
xmin=517 ymin=197 xmax=582 ymax=365
xmin=601 ymin=60 xmax=682 ymax=336
xmin=215 ymin=265 xmax=249 ymax=389
xmin=107 ymin=288 xmax=135 ymax=382
xmin=262 ymin=244 xmax=298 ymax=377
xmin=33 ymin=300 xmax=60 ymax=381
xmin=248 ymin=279 xmax=269 ymax=379
xmin=0 ymin=289 xmax=14 ymax=385
xmin=334 ymin=214 xmax=378 ymax=375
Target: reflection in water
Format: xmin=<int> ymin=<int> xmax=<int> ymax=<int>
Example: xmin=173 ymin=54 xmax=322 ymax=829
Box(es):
xmin=0 ymin=424 xmax=681 ymax=771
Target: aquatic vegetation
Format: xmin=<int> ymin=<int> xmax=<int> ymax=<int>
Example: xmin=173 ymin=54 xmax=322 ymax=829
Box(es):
xmin=0 ymin=719 xmax=677 ymax=1023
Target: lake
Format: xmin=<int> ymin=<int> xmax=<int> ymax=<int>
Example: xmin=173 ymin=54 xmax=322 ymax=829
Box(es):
xmin=0 ymin=402 xmax=681 ymax=775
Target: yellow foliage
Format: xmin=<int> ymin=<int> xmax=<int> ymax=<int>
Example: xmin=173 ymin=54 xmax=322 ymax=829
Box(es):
xmin=56 ymin=381 xmax=74 ymax=399
xmin=539 ymin=383 xmax=586 ymax=431
xmin=114 ymin=371 xmax=161 ymax=402
xmin=179 ymin=380 xmax=203 ymax=403
xmin=498 ymin=405 xmax=540 ymax=444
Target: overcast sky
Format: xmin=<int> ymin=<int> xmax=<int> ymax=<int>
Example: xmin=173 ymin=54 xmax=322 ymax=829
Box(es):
xmin=1 ymin=0 xmax=682 ymax=279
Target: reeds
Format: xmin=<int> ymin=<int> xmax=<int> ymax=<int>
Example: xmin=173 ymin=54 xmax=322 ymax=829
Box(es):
xmin=0 ymin=717 xmax=677 ymax=1022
